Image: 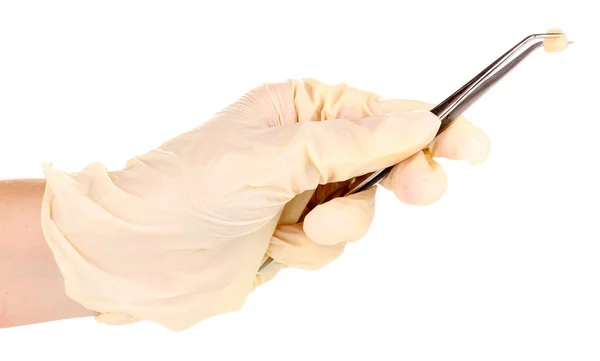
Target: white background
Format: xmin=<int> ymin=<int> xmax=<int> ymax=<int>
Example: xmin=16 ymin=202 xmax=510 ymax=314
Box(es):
xmin=1 ymin=0 xmax=598 ymax=360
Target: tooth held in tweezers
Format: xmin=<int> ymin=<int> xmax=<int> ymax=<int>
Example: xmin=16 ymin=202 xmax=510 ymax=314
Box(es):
xmin=544 ymin=28 xmax=569 ymax=53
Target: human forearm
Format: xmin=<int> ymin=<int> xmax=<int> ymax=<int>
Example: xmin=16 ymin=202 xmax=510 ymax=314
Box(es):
xmin=0 ymin=178 xmax=96 ymax=328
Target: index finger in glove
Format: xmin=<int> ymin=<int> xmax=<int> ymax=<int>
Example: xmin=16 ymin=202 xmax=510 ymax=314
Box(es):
xmin=287 ymin=81 xmax=490 ymax=165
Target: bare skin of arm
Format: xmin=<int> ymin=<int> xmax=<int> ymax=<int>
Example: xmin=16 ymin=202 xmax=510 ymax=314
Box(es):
xmin=0 ymin=179 xmax=97 ymax=328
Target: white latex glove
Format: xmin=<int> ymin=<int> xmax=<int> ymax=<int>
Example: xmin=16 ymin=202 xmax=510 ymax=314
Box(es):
xmin=40 ymin=78 xmax=490 ymax=331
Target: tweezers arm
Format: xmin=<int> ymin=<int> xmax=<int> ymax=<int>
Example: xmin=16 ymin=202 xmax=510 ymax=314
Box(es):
xmin=434 ymin=41 xmax=544 ymax=134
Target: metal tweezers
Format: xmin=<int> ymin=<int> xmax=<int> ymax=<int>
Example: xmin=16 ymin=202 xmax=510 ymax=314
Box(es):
xmin=258 ymin=32 xmax=572 ymax=275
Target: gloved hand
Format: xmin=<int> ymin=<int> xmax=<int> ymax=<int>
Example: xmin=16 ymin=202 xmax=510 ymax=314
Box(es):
xmin=40 ymin=78 xmax=490 ymax=331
